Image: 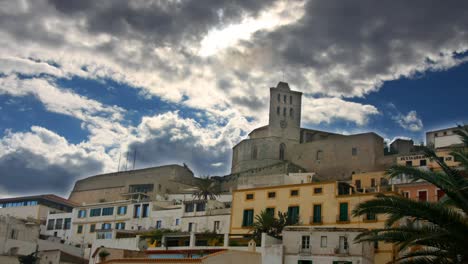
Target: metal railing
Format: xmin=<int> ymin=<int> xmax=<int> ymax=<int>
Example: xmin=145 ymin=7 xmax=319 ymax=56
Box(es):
xmin=336 ymin=214 xmax=351 ymax=223
xmin=309 ymin=216 xmax=323 ymax=224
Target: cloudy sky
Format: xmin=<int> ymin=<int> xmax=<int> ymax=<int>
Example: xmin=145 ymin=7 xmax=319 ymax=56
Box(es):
xmin=0 ymin=0 xmax=467 ymax=197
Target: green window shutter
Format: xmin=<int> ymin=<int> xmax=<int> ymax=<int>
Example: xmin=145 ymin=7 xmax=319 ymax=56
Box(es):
xmin=313 ymin=205 xmax=322 ymax=223
xmin=243 ymin=209 xmax=254 ymax=226
xmin=288 ymin=206 xmax=300 ymax=224
xmin=339 ymin=203 xmax=348 ymax=221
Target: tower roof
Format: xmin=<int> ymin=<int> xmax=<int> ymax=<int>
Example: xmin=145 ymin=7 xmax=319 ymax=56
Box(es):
xmin=276 ymin=81 xmax=290 ymax=90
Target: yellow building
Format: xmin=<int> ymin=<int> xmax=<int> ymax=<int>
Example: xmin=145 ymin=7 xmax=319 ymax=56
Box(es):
xmin=230 ymin=181 xmax=395 ymax=263
xmin=396 ymin=149 xmax=460 ymax=170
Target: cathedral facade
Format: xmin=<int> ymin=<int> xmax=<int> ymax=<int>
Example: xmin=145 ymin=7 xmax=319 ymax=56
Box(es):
xmin=231 ymin=82 xmax=391 ymax=180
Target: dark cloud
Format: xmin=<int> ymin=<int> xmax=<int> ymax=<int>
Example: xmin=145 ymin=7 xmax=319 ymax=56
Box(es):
xmin=0 ymin=149 xmax=103 ymax=196
xmin=47 ymin=0 xmax=279 ymax=45
xmin=233 ymin=0 xmax=468 ymax=96
xmin=231 ymin=95 xmax=265 ymax=111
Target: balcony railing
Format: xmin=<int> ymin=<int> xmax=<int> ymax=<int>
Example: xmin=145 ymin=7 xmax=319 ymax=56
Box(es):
xmin=336 ymin=214 xmax=351 ymax=223
xmin=309 ymin=216 xmax=323 ymax=225
xmin=299 ymin=246 xmax=311 ymax=255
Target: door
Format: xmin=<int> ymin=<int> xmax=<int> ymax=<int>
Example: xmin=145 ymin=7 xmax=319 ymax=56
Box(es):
xmin=418 ymin=190 xmax=427 ymax=201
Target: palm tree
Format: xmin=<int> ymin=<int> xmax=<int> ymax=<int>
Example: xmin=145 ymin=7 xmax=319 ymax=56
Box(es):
xmin=251 ymin=209 xmax=288 ymax=241
xmin=352 ymin=125 xmax=468 ymax=264
xmin=192 ymin=176 xmax=221 ymax=200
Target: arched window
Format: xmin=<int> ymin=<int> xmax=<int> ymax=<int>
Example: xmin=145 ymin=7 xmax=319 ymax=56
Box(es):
xmin=277 ymin=94 xmax=280 ymax=102
xmin=276 ymin=106 xmax=280 ymax=115
xmin=290 ymin=108 xmax=294 ymax=118
xmin=252 ymin=146 xmax=258 ymax=160
xmin=279 ymin=143 xmax=286 ymax=160
xmin=316 ymin=150 xmax=323 ymax=161
xmin=290 ymin=95 xmax=293 ymax=104
xmin=283 ymin=95 xmax=287 ymax=103
xmin=283 ymin=107 xmax=286 ymax=116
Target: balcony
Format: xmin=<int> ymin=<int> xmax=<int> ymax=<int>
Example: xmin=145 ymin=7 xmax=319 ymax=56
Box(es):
xmin=309 ymin=216 xmax=323 ymax=225
xmin=336 ymin=214 xmax=350 ymax=224
xmin=299 ymin=246 xmax=311 ymax=256
xmin=334 ymin=247 xmax=349 ymax=255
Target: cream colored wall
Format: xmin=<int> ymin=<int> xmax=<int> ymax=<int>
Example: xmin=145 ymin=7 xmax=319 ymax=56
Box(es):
xmin=230 ymin=182 xmax=395 ymax=263
xmin=396 ymin=150 xmax=460 ymax=169
xmin=352 ymin=171 xmax=387 ymax=189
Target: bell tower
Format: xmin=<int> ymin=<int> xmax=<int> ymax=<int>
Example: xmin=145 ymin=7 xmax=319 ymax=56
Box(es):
xmin=268 ymin=82 xmax=302 ymax=141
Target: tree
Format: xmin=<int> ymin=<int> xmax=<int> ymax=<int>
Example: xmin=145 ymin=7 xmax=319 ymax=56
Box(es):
xmin=352 ymin=125 xmax=468 ymax=264
xmin=18 ymin=253 xmax=38 ymax=264
xmin=251 ymin=209 xmax=289 ymax=241
xmin=192 ymin=176 xmax=221 ymax=200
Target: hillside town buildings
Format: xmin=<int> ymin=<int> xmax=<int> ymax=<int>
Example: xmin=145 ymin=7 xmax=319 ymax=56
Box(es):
xmin=0 ymin=82 xmax=465 ymax=263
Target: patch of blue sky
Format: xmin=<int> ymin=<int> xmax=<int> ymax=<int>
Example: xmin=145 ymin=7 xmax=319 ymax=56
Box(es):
xmin=0 ymin=94 xmax=87 ymax=144
xmin=348 ymin=61 xmax=468 ymax=140
xmin=55 ymin=77 xmax=213 ymax=127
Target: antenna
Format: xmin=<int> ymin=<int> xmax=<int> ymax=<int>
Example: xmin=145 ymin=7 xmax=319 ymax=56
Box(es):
xmin=117 ymin=152 xmax=121 ymax=172
xmin=125 ymin=151 xmax=129 ymax=171
xmin=133 ymin=148 xmax=137 ymax=170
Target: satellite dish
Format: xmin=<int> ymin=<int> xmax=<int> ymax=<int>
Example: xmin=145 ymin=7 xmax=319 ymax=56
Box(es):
xmin=138 ymin=239 xmax=149 ymax=251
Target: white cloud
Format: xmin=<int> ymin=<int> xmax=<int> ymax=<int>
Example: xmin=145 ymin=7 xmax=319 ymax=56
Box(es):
xmin=394 ymin=110 xmax=423 ymax=132
xmin=302 ymin=97 xmax=380 ymax=126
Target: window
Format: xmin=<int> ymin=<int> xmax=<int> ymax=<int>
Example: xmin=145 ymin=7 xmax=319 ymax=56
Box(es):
xmin=102 ymin=223 xmax=112 ymax=230
xmin=420 ymin=159 xmax=427 ymax=166
xmin=403 ymin=191 xmax=410 ymax=198
xmin=371 ymin=178 xmax=376 ymax=187
xmin=188 ymin=222 xmax=194 ymax=232
xmin=267 ymin=192 xmax=276 ymax=198
xmin=175 ymin=219 xmax=180 ymax=226
xmin=313 ymin=204 xmax=322 ymax=223
xmin=55 ymin=219 xmax=63 ymax=230
xmin=338 ymin=203 xmax=349 ymax=222
xmin=352 ymin=147 xmax=358 ymax=156
xmin=142 ymin=204 xmax=149 ymax=218
xmin=185 ymin=203 xmax=194 ymax=212
xmin=134 ymin=204 xmax=141 ymax=218
xmin=64 ymin=218 xmax=71 ymax=230
xmin=418 ymin=190 xmax=427 ymax=201
xmin=437 ymin=189 xmax=445 ymax=201
xmin=156 ymin=220 xmax=162 ymax=229
xmin=284 ymin=95 xmax=287 ymax=103
xmin=374 ymin=241 xmax=379 ymax=250
xmin=276 ymin=106 xmax=280 ymax=115
xmin=301 ymin=235 xmax=310 ymax=249
xmin=117 ymin=206 xmax=127 ymax=215
xmin=90 ymin=224 xmax=96 ymax=233
xmin=77 ymin=210 xmax=86 ymax=218
xmin=77 ymin=225 xmax=83 ymax=234
xmin=102 ymin=207 xmax=114 ymax=216
xmin=242 ymin=209 xmax=254 ymax=227
xmin=196 ymin=202 xmax=206 ymax=212
xmin=316 ymin=150 xmax=323 ymax=161
xmin=10 ymin=229 xmax=18 ymax=240
xmin=290 ymin=189 xmax=299 ymax=196
xmin=406 ymin=160 xmax=413 ymax=166
xmin=289 ymin=108 xmax=294 ymax=118
xmin=443 ymin=131 xmax=447 ymax=136
xmin=116 ymin=222 xmax=125 ymax=230
xmin=355 ymin=180 xmax=361 ymax=189
xmin=290 ymin=95 xmax=292 ymax=104
xmin=129 ymin=184 xmax=154 ymax=193
xmin=213 ymin=221 xmax=220 ymax=232
xmin=314 ymin=187 xmax=323 ymax=194
xmin=366 ymin=212 xmax=377 ymax=221
xmin=298 ymin=261 xmax=312 ymax=264
xmin=277 ymin=94 xmax=280 ymax=102
xmin=90 ymin=208 xmax=102 ymax=217
xmin=283 ymin=107 xmax=286 ymax=116
xmin=279 ymin=143 xmax=286 ymax=160
xmin=321 ymin=236 xmax=327 ymax=248
xmin=47 ymin=219 xmax=55 ymax=230
xmin=339 ymin=236 xmax=349 ymax=252
xmin=252 ymin=146 xmax=258 ymax=160
xmin=287 ymin=206 xmax=300 ymax=225
xmin=266 ymin=207 xmax=275 ymax=217
xmin=246 ymin=193 xmax=254 ymax=200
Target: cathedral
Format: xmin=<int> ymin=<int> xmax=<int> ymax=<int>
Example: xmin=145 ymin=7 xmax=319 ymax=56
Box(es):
xmin=230 ymin=82 xmax=391 ymax=180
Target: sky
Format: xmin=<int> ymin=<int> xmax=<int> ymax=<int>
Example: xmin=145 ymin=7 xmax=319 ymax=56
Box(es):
xmin=0 ymin=0 xmax=467 ymax=197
